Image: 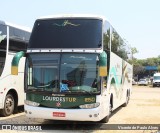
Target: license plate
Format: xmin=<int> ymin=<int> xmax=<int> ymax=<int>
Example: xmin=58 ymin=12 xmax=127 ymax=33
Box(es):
xmin=53 ymin=112 xmax=65 ymax=117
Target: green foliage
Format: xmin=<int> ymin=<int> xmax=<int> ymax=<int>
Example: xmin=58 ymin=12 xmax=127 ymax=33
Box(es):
xmin=131 ymin=56 xmax=160 ymax=76
xmin=131 ymin=47 xmax=138 ymax=55
xmin=158 ymin=66 xmax=160 ymax=71
xmin=103 ymin=29 xmax=110 ymax=50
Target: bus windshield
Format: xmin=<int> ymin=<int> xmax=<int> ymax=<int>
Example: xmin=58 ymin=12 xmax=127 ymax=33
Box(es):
xmin=26 ymin=53 xmax=100 ymax=94
xmin=29 ymin=19 xmax=102 ymax=49
xmin=60 ymin=54 xmax=100 ymax=93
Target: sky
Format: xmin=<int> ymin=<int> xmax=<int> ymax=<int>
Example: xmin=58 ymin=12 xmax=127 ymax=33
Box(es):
xmin=1 ymin=0 xmax=160 ymax=59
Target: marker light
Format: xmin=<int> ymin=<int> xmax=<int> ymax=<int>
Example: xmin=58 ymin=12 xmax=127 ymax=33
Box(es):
xmin=25 ymin=100 xmax=40 ymax=107
xmin=79 ymin=102 xmax=100 ymax=109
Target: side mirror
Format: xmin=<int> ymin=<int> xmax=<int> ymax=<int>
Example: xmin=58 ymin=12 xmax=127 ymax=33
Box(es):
xmin=99 ymin=51 xmax=107 ymax=77
xmin=11 ymin=51 xmax=25 ymax=75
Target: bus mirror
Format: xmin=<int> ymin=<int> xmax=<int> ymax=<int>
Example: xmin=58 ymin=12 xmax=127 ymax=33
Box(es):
xmin=11 ymin=51 xmax=25 ymax=75
xmin=99 ymin=51 xmax=107 ymax=77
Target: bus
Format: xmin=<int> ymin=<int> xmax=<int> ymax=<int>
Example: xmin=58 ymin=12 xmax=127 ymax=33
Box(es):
xmin=12 ymin=14 xmax=132 ymax=122
xmin=0 ymin=20 xmax=31 ymax=116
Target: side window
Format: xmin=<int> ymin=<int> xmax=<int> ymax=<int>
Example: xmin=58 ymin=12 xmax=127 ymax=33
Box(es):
xmin=0 ymin=24 xmax=7 ymax=77
xmin=118 ymin=38 xmax=130 ymax=61
xmin=103 ymin=21 xmax=110 ymax=51
xmin=9 ymin=26 xmax=28 ymax=52
xmin=111 ymin=28 xmax=120 ymax=55
xmin=0 ymin=51 xmax=6 ymax=77
xmin=0 ymin=24 xmax=7 ymax=51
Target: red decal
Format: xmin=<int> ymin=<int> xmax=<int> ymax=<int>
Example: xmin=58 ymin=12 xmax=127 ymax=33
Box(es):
xmin=53 ymin=112 xmax=65 ymax=117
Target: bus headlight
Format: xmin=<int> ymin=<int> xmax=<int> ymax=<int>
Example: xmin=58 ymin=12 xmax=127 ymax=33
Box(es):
xmin=25 ymin=100 xmax=40 ymax=107
xmin=79 ymin=102 xmax=100 ymax=109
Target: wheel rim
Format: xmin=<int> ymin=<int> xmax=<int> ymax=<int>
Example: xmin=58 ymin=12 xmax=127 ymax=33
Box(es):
xmin=5 ymin=96 xmax=14 ymax=115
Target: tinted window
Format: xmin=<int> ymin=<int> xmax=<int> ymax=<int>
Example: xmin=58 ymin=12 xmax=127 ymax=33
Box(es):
xmin=26 ymin=54 xmax=60 ymax=92
xmin=60 ymin=54 xmax=100 ymax=92
xmin=0 ymin=51 xmax=6 ymax=77
xmin=103 ymin=21 xmax=110 ymax=51
xmin=111 ymin=27 xmax=130 ymax=61
xmin=0 ymin=24 xmax=7 ymax=51
xmin=29 ymin=19 xmax=102 ymax=49
xmin=9 ymin=26 xmax=30 ymax=52
xmin=111 ymin=28 xmax=120 ymax=54
xmin=117 ymin=37 xmax=129 ymax=60
xmin=0 ymin=24 xmax=7 ymax=77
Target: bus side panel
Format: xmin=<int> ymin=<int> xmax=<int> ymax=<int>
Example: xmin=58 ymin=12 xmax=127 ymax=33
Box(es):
xmin=121 ymin=60 xmax=132 ymax=104
xmin=0 ymin=54 xmax=25 ymax=109
xmin=108 ymin=52 xmax=132 ymax=110
xmin=11 ymin=56 xmax=25 ymax=106
xmin=108 ymin=52 xmax=123 ymax=110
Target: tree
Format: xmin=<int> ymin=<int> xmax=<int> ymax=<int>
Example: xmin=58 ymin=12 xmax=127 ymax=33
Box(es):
xmin=131 ymin=47 xmax=138 ymax=60
xmin=133 ymin=65 xmax=145 ymax=77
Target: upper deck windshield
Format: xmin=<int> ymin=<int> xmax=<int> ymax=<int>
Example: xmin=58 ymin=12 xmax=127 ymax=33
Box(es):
xmin=29 ymin=19 xmax=102 ymax=49
xmin=26 ymin=53 xmax=100 ymax=94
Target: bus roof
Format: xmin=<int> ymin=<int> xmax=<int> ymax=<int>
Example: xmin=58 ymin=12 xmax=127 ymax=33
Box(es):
xmin=38 ymin=14 xmax=107 ymax=21
xmin=0 ymin=20 xmax=31 ymax=32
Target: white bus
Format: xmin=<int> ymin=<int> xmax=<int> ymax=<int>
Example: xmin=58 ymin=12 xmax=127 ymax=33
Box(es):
xmin=0 ymin=20 xmax=31 ymax=116
xmin=12 ymin=14 xmax=132 ymax=122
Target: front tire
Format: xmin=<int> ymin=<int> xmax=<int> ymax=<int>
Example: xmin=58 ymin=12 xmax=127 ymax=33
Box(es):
xmin=1 ymin=94 xmax=15 ymax=116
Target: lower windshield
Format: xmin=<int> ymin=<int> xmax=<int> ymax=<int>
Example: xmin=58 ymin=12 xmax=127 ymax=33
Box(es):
xmin=60 ymin=54 xmax=100 ymax=93
xmin=26 ymin=54 xmax=60 ymax=92
xmin=26 ymin=53 xmax=100 ymax=94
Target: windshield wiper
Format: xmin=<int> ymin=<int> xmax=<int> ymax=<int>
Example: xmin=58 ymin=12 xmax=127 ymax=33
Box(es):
xmin=60 ymin=90 xmax=72 ymax=93
xmin=80 ymin=90 xmax=92 ymax=95
xmin=61 ymin=89 xmax=92 ymax=95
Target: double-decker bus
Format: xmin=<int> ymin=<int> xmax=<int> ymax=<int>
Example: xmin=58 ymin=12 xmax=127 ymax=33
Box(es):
xmin=0 ymin=20 xmax=31 ymax=116
xmin=12 ymin=14 xmax=132 ymax=122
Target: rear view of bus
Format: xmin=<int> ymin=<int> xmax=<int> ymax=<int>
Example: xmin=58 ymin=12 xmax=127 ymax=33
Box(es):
xmin=0 ymin=20 xmax=30 ymax=116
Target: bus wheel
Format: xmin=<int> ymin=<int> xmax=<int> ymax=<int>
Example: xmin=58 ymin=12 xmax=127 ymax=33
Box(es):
xmin=1 ymin=94 xmax=15 ymax=116
xmin=122 ymin=92 xmax=130 ymax=107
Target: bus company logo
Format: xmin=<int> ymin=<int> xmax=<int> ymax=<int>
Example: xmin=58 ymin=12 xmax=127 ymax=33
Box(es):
xmin=53 ymin=20 xmax=80 ymax=27
xmin=2 ymin=125 xmax=11 ymax=130
xmin=56 ymin=102 xmax=61 ymax=107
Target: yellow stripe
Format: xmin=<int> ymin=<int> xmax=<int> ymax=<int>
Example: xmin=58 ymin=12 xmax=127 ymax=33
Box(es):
xmin=11 ymin=66 xmax=18 ymax=75
xmin=99 ymin=67 xmax=107 ymax=77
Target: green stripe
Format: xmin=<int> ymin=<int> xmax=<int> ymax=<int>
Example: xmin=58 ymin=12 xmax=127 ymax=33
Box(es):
xmin=26 ymin=93 xmax=96 ymax=108
xmin=99 ymin=51 xmax=107 ymax=67
xmin=11 ymin=51 xmax=25 ymax=75
xmin=12 ymin=51 xmax=25 ymax=66
xmin=109 ymin=67 xmax=121 ymax=87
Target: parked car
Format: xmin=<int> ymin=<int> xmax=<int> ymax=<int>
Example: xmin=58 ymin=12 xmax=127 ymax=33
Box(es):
xmin=132 ymin=79 xmax=137 ymax=85
xmin=138 ymin=79 xmax=148 ymax=86
xmin=153 ymin=73 xmax=160 ymax=87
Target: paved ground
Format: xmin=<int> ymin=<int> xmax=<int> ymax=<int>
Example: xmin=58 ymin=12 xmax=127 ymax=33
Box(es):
xmin=108 ymin=85 xmax=160 ymax=124
xmin=0 ymin=85 xmax=160 ymax=133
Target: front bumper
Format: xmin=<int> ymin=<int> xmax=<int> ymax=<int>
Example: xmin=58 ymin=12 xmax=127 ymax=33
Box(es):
xmin=25 ymin=104 xmax=103 ymax=122
xmin=153 ymin=82 xmax=160 ymax=85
